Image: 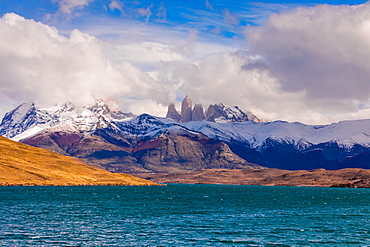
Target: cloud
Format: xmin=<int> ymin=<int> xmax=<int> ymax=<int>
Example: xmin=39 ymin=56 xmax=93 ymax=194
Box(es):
xmin=244 ymin=2 xmax=370 ymax=123
xmin=0 ymin=13 xmax=168 ymax=115
xmin=205 ymin=0 xmax=214 ymax=10
xmin=167 ymin=51 xmax=308 ymax=122
xmin=137 ymin=4 xmax=153 ymax=23
xmin=53 ymin=0 xmax=94 ymax=17
xmin=160 ymin=46 xmax=370 ymax=125
xmin=45 ymin=0 xmax=94 ymax=21
xmin=224 ymin=9 xmax=239 ymax=25
xmin=58 ymin=0 xmax=93 ymax=14
xmin=109 ymin=0 xmax=123 ymax=12
xmin=155 ymin=2 xmax=167 ymax=21
xmin=4 ymin=2 xmax=370 ymax=125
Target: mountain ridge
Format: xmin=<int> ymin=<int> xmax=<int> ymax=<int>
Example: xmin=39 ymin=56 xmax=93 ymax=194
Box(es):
xmin=165 ymin=95 xmax=262 ymax=123
xmin=2 ymin=98 xmax=370 ymax=172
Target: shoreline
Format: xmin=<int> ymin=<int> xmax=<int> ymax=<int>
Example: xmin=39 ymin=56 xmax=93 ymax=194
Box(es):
xmin=131 ymin=168 xmax=370 ymax=188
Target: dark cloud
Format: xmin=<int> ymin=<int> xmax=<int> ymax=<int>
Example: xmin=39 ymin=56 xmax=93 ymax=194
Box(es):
xmin=247 ymin=3 xmax=370 ymax=106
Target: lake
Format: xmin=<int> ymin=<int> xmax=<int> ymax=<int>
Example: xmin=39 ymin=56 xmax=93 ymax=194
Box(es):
xmin=0 ymin=184 xmax=369 ymax=246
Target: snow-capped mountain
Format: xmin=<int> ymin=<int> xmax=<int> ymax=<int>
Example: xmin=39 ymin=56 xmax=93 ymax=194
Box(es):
xmin=183 ymin=119 xmax=370 ymax=150
xmin=0 ymin=102 xmax=59 ymax=139
xmin=2 ymin=99 xmax=370 ymax=172
xmin=0 ymin=100 xmax=134 ymax=141
xmin=206 ymin=103 xmax=250 ymax=123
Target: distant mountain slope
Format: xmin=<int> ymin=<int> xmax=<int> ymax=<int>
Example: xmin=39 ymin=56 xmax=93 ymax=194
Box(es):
xmin=20 ymin=117 xmax=261 ymax=173
xmin=182 ymin=119 xmax=370 ymax=170
xmin=0 ymin=136 xmax=157 ymax=186
xmin=134 ymin=168 xmax=370 ymax=188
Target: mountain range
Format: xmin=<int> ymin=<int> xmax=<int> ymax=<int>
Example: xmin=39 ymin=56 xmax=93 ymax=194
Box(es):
xmin=2 ymin=97 xmax=370 ymax=173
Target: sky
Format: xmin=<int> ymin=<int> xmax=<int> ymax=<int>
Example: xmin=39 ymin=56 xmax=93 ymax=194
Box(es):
xmin=0 ymin=0 xmax=370 ymax=124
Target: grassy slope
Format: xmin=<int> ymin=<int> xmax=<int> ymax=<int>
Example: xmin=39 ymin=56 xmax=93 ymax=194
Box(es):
xmin=0 ymin=136 xmax=157 ymax=186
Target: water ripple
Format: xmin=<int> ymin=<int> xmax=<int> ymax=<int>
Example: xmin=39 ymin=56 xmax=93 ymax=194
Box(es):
xmin=0 ymin=185 xmax=369 ymax=246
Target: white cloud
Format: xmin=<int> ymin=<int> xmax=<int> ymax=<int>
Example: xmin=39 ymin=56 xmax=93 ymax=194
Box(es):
xmin=54 ymin=0 xmax=93 ymax=16
xmin=109 ymin=0 xmax=123 ymax=12
xmin=205 ymin=0 xmax=214 ymax=10
xmin=82 ymin=18 xmax=238 ymax=68
xmin=224 ymin=9 xmax=239 ymax=25
xmin=137 ymin=4 xmax=153 ymax=23
xmin=105 ymin=42 xmax=185 ymax=71
xmin=118 ymin=97 xmax=167 ymax=117
xmin=156 ymin=3 xmax=167 ymax=21
xmin=0 ymin=13 xmax=166 ymax=116
xmin=45 ymin=0 xmax=94 ymax=21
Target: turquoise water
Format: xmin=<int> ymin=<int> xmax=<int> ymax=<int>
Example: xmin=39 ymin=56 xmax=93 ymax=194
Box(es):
xmin=0 ymin=184 xmax=370 ymax=246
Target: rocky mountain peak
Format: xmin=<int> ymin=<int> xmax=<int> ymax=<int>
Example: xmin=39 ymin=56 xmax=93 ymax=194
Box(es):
xmin=180 ymin=95 xmax=192 ymax=123
xmin=192 ymin=103 xmax=206 ymax=121
xmin=165 ymin=96 xmax=254 ymax=123
xmin=58 ymin=102 xmax=75 ymax=113
xmin=206 ymin=103 xmax=249 ymax=123
xmin=166 ymin=103 xmax=181 ymax=122
xmin=86 ymin=100 xmax=111 ymax=116
xmin=205 ymin=104 xmax=217 ymax=120
xmin=76 ymin=99 xmax=133 ymax=120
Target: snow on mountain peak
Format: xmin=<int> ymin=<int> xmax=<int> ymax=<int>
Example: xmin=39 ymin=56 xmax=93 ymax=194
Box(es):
xmin=0 ymin=99 xmax=134 ymax=140
xmin=207 ymin=103 xmax=250 ymax=123
xmin=3 ymin=102 xmax=35 ymax=123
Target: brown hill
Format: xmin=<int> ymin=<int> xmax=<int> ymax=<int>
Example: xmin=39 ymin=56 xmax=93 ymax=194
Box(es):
xmin=134 ymin=168 xmax=370 ymax=188
xmin=0 ymin=136 xmax=157 ymax=186
xmin=21 ymin=128 xmax=262 ymax=173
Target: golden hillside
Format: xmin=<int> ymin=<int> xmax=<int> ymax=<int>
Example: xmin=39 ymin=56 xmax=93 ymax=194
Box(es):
xmin=0 ymin=136 xmax=157 ymax=186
